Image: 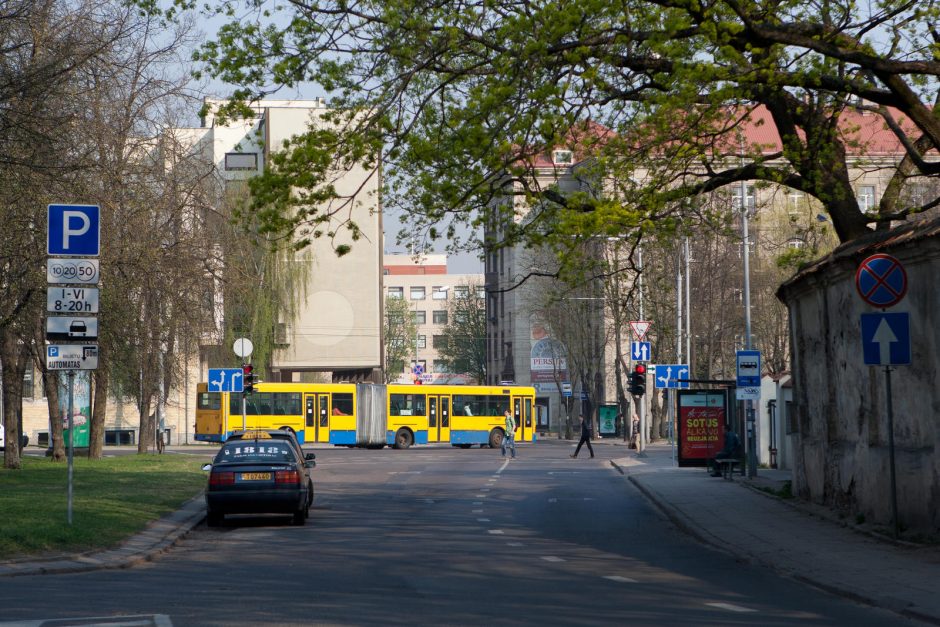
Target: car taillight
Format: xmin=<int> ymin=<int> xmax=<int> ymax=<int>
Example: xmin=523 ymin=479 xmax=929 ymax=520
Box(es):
xmin=209 ymin=471 xmax=235 ymax=486
xmin=275 ymin=470 xmax=300 ymax=484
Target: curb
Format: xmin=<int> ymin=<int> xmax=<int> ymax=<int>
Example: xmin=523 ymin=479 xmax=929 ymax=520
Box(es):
xmin=0 ymin=494 xmax=206 ymax=578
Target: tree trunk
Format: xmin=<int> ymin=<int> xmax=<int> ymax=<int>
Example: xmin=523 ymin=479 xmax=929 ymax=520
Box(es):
xmin=43 ymin=370 xmax=65 ymax=461
xmin=1 ymin=327 xmax=29 ymax=469
xmin=138 ymin=395 xmax=153 ymax=454
xmin=89 ymin=368 xmax=109 ymax=459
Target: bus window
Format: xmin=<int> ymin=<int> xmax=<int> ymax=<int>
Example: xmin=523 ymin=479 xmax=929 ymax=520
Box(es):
xmin=271 ymin=393 xmax=302 ymax=416
xmin=390 ymin=394 xmax=426 ymax=416
xmin=333 ymin=392 xmax=353 ymax=416
xmin=198 ymin=392 xmax=221 ymax=410
xmin=454 ymin=394 xmax=508 ymax=417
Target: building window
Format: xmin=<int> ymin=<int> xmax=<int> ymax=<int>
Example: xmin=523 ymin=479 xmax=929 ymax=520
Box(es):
xmin=453 ymin=285 xmax=469 ymax=299
xmin=410 ymin=286 xmax=426 ymax=300
xmin=417 ymin=335 xmax=427 ymax=349
xmin=433 ymin=310 xmax=448 ymax=324
xmin=23 ymin=371 xmax=34 ymax=399
xmin=432 ymin=334 xmax=448 ymax=349
xmin=455 ymin=312 xmax=468 ymax=324
xmin=433 ymin=360 xmax=447 ymax=372
xmin=387 ymin=287 xmax=403 ymax=299
xmin=731 ymin=184 xmax=756 ymax=211
xmin=787 ymin=190 xmax=804 ymax=215
xmin=475 ymin=287 xmax=486 ymax=299
xmin=432 ymin=286 xmax=448 ymax=300
xmin=412 ymin=310 xmax=426 ymax=325
xmin=857 ymin=185 xmax=876 ymax=212
xmin=224 ymin=152 xmax=258 ymax=171
xmin=552 ymin=149 xmax=573 ymax=165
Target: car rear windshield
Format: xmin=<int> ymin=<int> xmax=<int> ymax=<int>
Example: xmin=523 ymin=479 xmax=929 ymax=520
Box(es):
xmin=216 ymin=441 xmax=297 ymax=463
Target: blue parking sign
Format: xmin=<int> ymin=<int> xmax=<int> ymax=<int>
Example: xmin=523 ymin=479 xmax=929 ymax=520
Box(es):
xmin=48 ymin=204 xmax=100 ymax=256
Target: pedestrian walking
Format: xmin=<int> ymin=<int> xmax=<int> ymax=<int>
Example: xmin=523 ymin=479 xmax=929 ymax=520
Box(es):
xmin=501 ymin=409 xmax=517 ymax=458
xmin=570 ymin=415 xmax=594 ymax=458
xmin=630 ymin=412 xmax=640 ymax=450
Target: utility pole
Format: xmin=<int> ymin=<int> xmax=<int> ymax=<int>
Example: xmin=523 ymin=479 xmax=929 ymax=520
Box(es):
xmin=741 ymin=175 xmax=758 ymax=479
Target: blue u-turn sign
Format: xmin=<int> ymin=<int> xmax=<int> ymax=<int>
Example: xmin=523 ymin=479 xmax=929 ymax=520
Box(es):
xmin=48 ymin=204 xmax=100 ymax=256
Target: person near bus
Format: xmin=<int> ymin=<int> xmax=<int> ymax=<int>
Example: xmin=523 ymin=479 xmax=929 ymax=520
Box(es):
xmin=501 ymin=409 xmax=516 ymax=458
xmin=570 ymin=414 xmax=594 ymax=458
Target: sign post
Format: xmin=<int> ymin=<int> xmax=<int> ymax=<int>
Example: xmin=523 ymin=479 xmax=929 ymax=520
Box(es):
xmin=47 ymin=204 xmax=101 ymax=525
xmin=856 ymin=253 xmax=908 ymax=538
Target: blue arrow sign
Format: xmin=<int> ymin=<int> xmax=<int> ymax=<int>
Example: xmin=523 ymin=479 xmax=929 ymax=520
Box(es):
xmin=654 ymin=364 xmax=690 ymax=389
xmin=208 ymin=368 xmax=244 ymax=392
xmin=860 ymin=312 xmax=911 ymax=366
xmin=631 ymin=341 xmax=651 ymax=362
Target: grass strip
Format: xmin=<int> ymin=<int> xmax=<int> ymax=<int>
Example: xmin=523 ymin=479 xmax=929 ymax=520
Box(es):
xmin=0 ymin=454 xmax=205 ymax=560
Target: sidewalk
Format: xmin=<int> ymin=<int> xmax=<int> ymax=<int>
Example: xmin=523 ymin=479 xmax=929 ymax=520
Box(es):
xmin=0 ymin=494 xmax=206 ymax=578
xmin=611 ymin=442 xmax=940 ymax=625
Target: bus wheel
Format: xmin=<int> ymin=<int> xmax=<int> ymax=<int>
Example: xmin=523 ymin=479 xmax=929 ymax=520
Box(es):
xmin=488 ymin=429 xmax=504 ymax=449
xmin=394 ymin=428 xmax=413 ymax=449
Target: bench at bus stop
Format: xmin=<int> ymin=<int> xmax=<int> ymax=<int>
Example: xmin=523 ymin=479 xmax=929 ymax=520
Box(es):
xmin=713 ymin=458 xmax=745 ymax=480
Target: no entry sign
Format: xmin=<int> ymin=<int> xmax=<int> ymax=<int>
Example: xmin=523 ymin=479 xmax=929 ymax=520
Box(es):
xmin=855 ymin=253 xmax=907 ymax=308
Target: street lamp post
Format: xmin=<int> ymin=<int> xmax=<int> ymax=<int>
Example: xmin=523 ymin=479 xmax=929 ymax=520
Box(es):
xmin=740 ymin=177 xmax=758 ymax=479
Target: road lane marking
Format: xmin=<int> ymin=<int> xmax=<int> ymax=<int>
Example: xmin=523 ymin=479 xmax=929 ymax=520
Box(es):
xmin=548 ymin=498 xmax=558 ymax=503
xmin=473 ymin=501 xmax=483 ymax=505
xmin=706 ymin=602 xmax=757 ymax=613
xmin=477 ymin=518 xmax=491 ymax=522
xmin=475 ymin=494 xmax=487 ymax=498
xmin=604 ymin=575 xmax=638 ymax=583
xmin=488 ymin=529 xmax=504 ymax=535
xmin=472 ymin=509 xmax=484 ymax=513
xmin=541 ymin=556 xmax=565 ymax=562
xmin=497 ymin=459 xmax=510 ymax=474
xmin=506 ymin=542 xmax=524 ymax=547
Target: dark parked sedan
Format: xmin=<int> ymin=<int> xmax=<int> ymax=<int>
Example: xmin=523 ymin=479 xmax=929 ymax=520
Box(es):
xmin=203 ymin=431 xmax=316 ymax=526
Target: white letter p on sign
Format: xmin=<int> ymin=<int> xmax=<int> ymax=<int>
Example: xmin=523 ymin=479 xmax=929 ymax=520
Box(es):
xmin=62 ymin=211 xmax=91 ymax=249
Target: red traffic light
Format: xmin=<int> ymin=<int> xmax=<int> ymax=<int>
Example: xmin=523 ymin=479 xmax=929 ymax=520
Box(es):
xmin=634 ymin=364 xmax=646 ymax=374
xmin=242 ymin=364 xmax=253 ymax=376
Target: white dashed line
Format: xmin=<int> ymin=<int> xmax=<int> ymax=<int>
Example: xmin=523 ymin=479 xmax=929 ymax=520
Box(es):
xmin=472 ymin=509 xmax=484 ymax=513
xmin=604 ymin=575 xmax=638 ymax=583
xmin=477 ymin=518 xmax=490 ymax=522
xmin=475 ymin=494 xmax=487 ymax=498
xmin=480 ymin=488 xmax=490 ymax=492
xmin=548 ymin=498 xmax=558 ymax=503
xmin=706 ymin=602 xmax=757 ymax=613
xmin=541 ymin=556 xmax=565 ymax=563
xmin=488 ymin=529 xmax=504 ymax=535
xmin=506 ymin=542 xmax=524 ymax=547
xmin=473 ymin=501 xmax=483 ymax=505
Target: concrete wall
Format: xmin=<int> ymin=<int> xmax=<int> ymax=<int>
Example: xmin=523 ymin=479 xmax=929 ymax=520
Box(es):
xmin=778 ymin=216 xmax=940 ymax=534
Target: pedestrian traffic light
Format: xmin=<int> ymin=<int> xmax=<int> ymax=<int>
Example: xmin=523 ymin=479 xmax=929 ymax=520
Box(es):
xmin=630 ymin=364 xmax=647 ymax=396
xmin=242 ymin=363 xmax=255 ymax=393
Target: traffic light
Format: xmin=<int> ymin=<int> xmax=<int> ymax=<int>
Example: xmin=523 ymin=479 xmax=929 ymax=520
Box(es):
xmin=630 ymin=364 xmax=647 ymax=396
xmin=242 ymin=363 xmax=255 ymax=393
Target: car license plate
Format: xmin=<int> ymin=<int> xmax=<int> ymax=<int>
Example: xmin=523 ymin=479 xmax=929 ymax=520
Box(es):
xmin=240 ymin=472 xmax=271 ymax=481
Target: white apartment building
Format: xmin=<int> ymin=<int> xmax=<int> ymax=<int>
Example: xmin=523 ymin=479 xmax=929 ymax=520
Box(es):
xmin=383 ymin=254 xmax=483 ymax=384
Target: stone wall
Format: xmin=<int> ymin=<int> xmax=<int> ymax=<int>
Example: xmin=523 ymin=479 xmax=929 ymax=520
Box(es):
xmin=778 ymin=216 xmax=940 ymax=535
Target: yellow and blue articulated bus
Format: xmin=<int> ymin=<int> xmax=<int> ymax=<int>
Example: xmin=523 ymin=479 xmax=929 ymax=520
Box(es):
xmin=196 ymin=382 xmax=536 ymax=449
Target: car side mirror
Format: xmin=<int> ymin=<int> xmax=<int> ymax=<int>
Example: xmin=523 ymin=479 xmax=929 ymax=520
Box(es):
xmin=305 ymin=460 xmax=316 ymax=469
xmin=201 ymin=463 xmax=212 ymax=471
xmin=304 ymin=452 xmax=316 ymax=461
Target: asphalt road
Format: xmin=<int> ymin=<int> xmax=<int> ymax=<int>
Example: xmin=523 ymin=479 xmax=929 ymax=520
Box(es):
xmin=0 ymin=441 xmax=916 ymax=626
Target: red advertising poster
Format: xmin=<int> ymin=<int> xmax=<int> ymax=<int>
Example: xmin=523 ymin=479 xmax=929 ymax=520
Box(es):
xmin=677 ymin=391 xmax=726 ymax=467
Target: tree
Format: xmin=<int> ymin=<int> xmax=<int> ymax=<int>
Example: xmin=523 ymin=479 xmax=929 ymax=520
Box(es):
xmin=145 ymin=0 xmax=940 ymax=270
xmin=436 ymin=283 xmax=486 ymax=383
xmin=383 ymin=296 xmax=417 ymax=383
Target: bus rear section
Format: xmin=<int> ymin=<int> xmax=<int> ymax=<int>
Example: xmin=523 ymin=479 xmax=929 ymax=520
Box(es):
xmin=195 ymin=383 xmax=226 ymax=442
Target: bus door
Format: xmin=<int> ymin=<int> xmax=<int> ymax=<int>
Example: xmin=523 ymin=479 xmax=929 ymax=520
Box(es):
xmin=305 ymin=394 xmax=332 ymax=443
xmin=427 ymin=396 xmax=451 ymax=443
xmin=513 ymin=397 xmax=532 ymax=441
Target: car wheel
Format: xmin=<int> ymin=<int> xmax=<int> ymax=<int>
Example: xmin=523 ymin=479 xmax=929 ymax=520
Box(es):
xmin=394 ymin=428 xmax=413 ymax=450
xmin=488 ymin=429 xmax=504 ymax=449
xmin=206 ymin=510 xmax=223 ymax=527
